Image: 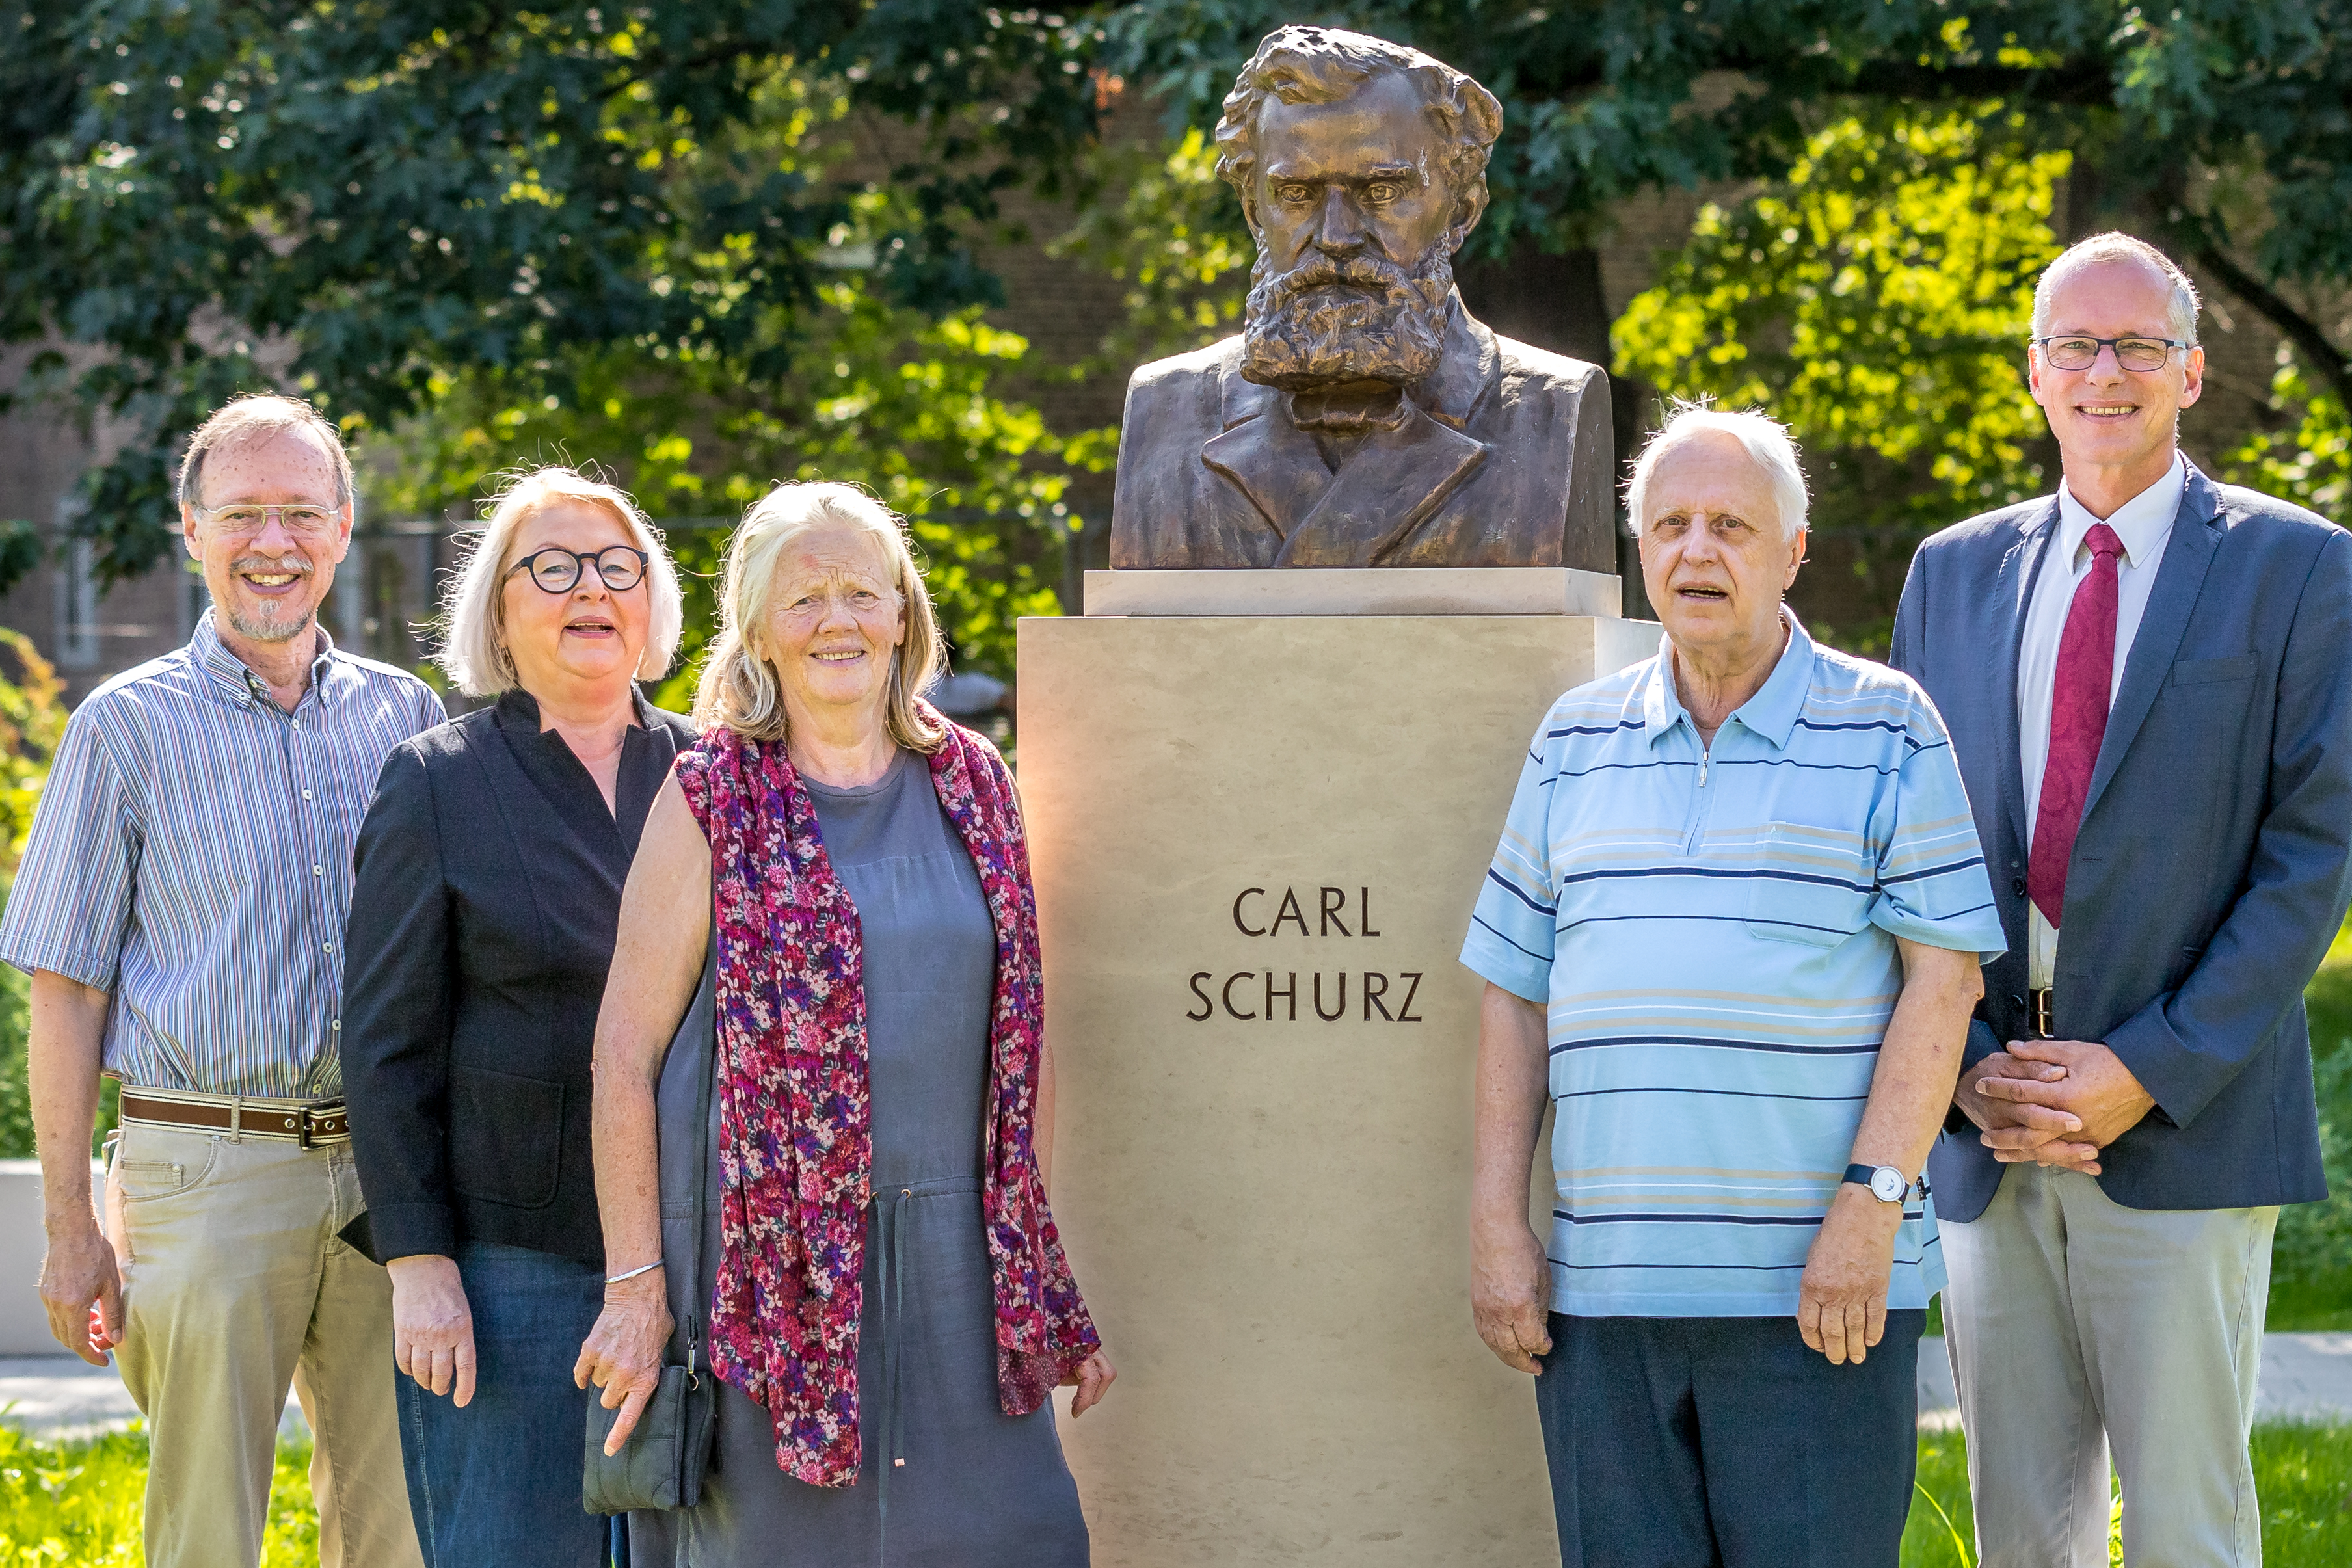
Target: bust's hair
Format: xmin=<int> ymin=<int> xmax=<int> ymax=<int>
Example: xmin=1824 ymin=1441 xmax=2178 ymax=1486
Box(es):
xmin=178 ymin=393 xmax=354 ymax=511
xmin=693 ymin=482 xmax=948 ymax=753
xmin=1627 ymin=403 xmax=1811 ymax=542
xmin=438 ymin=465 xmax=684 ymax=697
xmin=1214 ymin=27 xmax=1501 ymax=246
xmin=2031 ymin=232 xmax=2201 ymax=345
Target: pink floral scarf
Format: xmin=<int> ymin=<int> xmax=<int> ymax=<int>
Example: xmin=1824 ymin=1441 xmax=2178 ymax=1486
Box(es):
xmin=673 ymin=710 xmax=1099 ymax=1485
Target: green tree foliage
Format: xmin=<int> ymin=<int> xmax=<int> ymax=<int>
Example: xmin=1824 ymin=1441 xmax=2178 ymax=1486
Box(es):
xmin=1103 ymin=0 xmax=2352 ymax=405
xmin=2223 ymin=364 xmax=2351 ymax=525
xmin=0 ymin=3 xmax=1103 ymax=589
xmin=1 ymin=628 xmax=67 ymax=870
xmin=356 ymin=73 xmax=1078 ymax=684
xmin=1612 ymin=108 xmax=2070 ymax=647
xmin=0 ymin=629 xmax=69 ymax=1160
xmin=366 ymin=282 xmax=1071 ymax=691
xmin=1050 ymin=127 xmax=1252 ymax=375
xmin=1616 ymin=109 xmax=2066 ymax=531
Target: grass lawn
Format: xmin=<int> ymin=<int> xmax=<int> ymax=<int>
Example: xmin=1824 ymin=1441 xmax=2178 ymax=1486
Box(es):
xmin=0 ymin=1421 xmax=318 ymax=1565
xmin=4 ymin=1418 xmax=2346 ymax=1566
xmin=2272 ymin=923 xmax=2352 ymax=1331
xmin=1904 ymin=1422 xmax=2352 ymax=1567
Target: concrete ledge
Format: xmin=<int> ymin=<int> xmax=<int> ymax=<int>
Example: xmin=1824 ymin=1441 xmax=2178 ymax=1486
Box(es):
xmin=0 ymin=1160 xmax=103 ymax=1357
xmin=1084 ymin=566 xmax=1622 ymax=618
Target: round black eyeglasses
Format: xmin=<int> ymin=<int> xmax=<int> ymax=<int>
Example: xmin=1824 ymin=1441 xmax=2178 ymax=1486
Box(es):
xmin=505 ymin=545 xmax=650 ymax=594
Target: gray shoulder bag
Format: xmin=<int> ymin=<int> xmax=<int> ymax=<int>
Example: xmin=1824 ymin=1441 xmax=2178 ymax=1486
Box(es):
xmin=583 ymin=932 xmax=720 ymax=1514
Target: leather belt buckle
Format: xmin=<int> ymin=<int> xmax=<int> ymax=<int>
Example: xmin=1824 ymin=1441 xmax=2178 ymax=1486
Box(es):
xmin=2029 ymin=988 xmax=2054 ymax=1039
xmin=297 ymin=1100 xmax=347 ymax=1150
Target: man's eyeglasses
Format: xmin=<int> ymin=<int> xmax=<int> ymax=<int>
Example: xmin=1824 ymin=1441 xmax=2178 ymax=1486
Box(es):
xmin=193 ymin=503 xmax=341 ymax=536
xmin=505 ymin=545 xmax=650 ymax=594
xmin=2034 ymin=336 xmax=2193 ymax=373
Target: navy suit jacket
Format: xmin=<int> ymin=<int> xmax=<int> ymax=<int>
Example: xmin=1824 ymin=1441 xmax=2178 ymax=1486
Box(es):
xmin=1889 ymin=464 xmax=2352 ymax=1221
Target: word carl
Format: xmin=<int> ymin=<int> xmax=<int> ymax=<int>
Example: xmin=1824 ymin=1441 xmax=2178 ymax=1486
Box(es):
xmin=1185 ymin=884 xmax=1422 ymax=1024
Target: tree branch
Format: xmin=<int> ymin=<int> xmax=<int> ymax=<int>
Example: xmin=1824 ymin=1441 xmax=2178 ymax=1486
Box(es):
xmin=1841 ymin=60 xmax=2117 ymax=106
xmin=1707 ymin=52 xmax=2118 ymax=108
xmin=2187 ymin=241 xmax=2352 ymax=410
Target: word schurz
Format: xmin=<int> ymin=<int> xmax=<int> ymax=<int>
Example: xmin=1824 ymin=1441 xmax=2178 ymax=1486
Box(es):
xmin=1186 ymin=970 xmax=1425 ymax=1024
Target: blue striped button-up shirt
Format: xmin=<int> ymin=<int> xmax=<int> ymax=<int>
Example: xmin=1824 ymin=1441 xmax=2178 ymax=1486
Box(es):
xmin=1460 ymin=614 xmax=2005 ymax=1317
xmin=0 ymin=612 xmax=444 ymax=1098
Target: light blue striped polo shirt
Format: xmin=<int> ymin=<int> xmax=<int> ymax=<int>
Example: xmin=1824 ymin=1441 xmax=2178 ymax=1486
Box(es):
xmin=1461 ymin=614 xmax=2004 ymax=1318
xmin=0 ymin=611 xmax=444 ymax=1098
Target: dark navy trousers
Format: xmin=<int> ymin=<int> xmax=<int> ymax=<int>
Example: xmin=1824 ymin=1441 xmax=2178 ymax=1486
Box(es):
xmin=1534 ymin=1309 xmax=1925 ymax=1568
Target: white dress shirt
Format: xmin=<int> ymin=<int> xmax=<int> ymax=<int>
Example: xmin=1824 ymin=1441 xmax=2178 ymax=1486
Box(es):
xmin=2016 ymin=453 xmax=2187 ymax=987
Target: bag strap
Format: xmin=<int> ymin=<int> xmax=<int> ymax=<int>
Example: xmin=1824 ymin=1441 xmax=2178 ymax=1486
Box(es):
xmin=686 ymin=917 xmax=717 ymax=1383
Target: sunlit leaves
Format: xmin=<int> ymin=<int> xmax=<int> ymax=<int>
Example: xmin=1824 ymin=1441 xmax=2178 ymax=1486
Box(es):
xmin=362 ymin=267 xmax=1069 ymax=689
xmin=2224 ymin=359 xmax=2351 ymax=524
xmin=1615 ymin=109 xmax=2066 ymax=532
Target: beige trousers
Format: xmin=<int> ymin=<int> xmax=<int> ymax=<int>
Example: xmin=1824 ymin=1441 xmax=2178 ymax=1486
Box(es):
xmin=1940 ymin=1162 xmax=2277 ymax=1568
xmin=104 ymin=1122 xmax=423 ymax=1568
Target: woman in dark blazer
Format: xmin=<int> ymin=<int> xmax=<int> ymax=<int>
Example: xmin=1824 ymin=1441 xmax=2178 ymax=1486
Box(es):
xmin=341 ymin=466 xmax=691 ymax=1567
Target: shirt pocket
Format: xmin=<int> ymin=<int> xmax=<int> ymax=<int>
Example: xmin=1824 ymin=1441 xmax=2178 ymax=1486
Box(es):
xmin=1743 ymin=821 xmax=1877 ymax=947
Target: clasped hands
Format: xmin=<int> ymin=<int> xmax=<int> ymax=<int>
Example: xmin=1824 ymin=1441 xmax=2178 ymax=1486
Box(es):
xmin=1957 ymin=1038 xmax=2157 ymax=1176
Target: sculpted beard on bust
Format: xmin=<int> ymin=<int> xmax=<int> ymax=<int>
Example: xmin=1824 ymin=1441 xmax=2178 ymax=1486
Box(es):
xmin=1240 ymin=246 xmax=1454 ymax=393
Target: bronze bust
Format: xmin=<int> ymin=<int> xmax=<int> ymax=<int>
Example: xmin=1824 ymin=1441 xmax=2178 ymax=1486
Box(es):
xmin=1109 ymin=27 xmax=1614 ymax=572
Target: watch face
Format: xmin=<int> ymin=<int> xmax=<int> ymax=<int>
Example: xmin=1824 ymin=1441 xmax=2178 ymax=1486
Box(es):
xmin=1870 ymin=1168 xmax=1908 ymax=1203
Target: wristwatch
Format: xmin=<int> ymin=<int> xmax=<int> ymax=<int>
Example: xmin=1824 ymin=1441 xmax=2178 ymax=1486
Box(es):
xmin=1843 ymin=1163 xmax=1912 ymax=1204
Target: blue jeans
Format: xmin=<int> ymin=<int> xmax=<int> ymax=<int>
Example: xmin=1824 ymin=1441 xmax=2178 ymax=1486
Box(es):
xmin=397 ymin=1241 xmax=609 ymax=1568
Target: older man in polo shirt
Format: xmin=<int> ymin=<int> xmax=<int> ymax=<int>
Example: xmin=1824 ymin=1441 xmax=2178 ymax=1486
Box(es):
xmin=1463 ymin=406 xmax=2005 ymax=1568
xmin=3 ymin=395 xmax=441 ymax=1568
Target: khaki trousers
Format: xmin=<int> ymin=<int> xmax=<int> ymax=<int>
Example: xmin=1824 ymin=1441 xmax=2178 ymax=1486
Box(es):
xmin=103 ymin=1122 xmax=423 ymax=1568
xmin=1940 ymin=1162 xmax=2277 ymax=1568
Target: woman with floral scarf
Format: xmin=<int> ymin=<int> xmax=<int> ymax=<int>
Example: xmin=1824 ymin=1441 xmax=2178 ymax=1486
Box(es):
xmin=575 ymin=482 xmax=1113 ymax=1565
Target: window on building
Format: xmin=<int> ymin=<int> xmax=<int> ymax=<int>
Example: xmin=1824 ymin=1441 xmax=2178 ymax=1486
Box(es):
xmin=53 ymin=537 xmax=100 ymax=670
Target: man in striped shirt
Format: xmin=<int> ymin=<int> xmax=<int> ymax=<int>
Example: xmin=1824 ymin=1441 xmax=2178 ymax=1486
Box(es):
xmin=3 ymin=397 xmax=440 ymax=1568
xmin=1463 ymin=407 xmax=2005 ymax=1567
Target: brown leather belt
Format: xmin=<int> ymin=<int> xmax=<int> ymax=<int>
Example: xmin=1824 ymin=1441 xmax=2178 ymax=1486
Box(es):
xmin=2029 ymin=989 xmax=2055 ymax=1040
xmin=119 ymin=1089 xmax=350 ymax=1148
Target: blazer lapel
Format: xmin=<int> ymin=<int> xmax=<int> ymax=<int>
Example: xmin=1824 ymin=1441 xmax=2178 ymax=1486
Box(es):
xmin=1201 ymin=405 xmax=1331 ymax=541
xmin=1272 ymin=402 xmax=1490 ymax=566
xmin=1992 ymin=501 xmax=2061 ymax=862
xmin=2079 ymin=468 xmax=2225 ymax=825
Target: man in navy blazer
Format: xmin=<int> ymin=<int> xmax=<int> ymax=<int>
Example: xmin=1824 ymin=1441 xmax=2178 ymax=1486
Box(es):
xmin=1890 ymin=232 xmax=2352 ymax=1567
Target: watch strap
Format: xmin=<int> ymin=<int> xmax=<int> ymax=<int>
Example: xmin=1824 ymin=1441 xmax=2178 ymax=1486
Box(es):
xmin=1843 ymin=1163 xmax=1911 ymax=1201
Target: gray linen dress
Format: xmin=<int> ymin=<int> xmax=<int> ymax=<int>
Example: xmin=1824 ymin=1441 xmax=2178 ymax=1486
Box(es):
xmin=634 ymin=749 xmax=1088 ymax=1567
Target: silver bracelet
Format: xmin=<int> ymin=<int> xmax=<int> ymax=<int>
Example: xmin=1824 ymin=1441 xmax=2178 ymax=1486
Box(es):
xmin=605 ymin=1258 xmax=663 ymax=1284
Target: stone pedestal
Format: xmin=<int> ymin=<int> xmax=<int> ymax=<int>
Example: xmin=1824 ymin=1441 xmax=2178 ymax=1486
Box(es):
xmin=1016 ymin=610 xmax=1660 ymax=1566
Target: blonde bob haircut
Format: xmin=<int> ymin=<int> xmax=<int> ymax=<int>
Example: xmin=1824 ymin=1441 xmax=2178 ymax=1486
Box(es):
xmin=693 ymin=481 xmax=948 ymax=753
xmin=438 ymin=466 xmax=684 ymax=697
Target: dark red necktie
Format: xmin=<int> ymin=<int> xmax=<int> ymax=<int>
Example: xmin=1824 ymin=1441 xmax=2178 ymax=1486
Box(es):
xmin=2028 ymin=522 xmax=2125 ymax=928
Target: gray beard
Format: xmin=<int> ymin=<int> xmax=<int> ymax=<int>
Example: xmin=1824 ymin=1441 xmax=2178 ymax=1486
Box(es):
xmin=228 ymin=604 xmax=314 ymax=643
xmin=225 ymin=554 xmax=317 ymax=643
xmin=1240 ymin=248 xmax=1453 ymax=392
